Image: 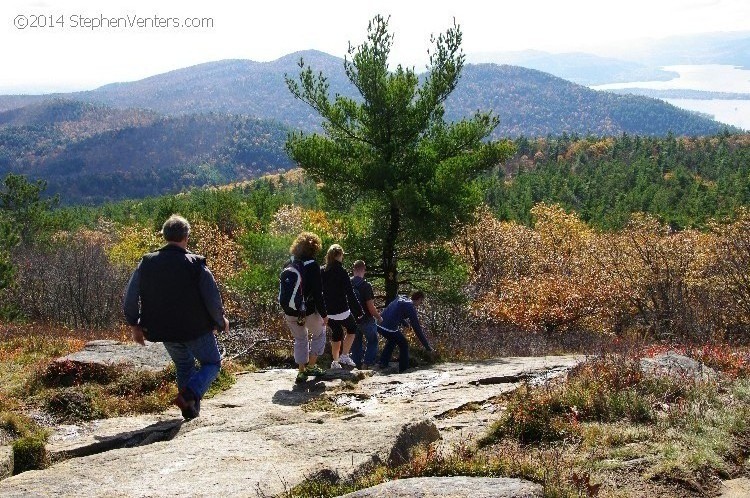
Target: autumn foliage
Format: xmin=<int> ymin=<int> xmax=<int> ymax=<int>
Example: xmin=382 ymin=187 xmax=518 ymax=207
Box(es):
xmin=457 ymin=203 xmax=750 ymax=340
xmin=4 ymin=165 xmax=750 ymax=349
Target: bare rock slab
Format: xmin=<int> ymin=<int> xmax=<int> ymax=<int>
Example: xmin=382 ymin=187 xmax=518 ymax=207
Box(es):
xmin=337 ymin=476 xmax=543 ymax=497
xmin=48 ymin=413 xmax=182 ymax=461
xmin=720 ymin=477 xmax=750 ymax=498
xmin=54 ymin=340 xmax=171 ymax=372
xmin=0 ymin=355 xmax=583 ymax=497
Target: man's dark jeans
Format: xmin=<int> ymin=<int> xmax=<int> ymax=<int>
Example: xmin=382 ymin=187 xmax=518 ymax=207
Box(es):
xmin=351 ymin=317 xmax=378 ymax=366
xmin=163 ymin=331 xmax=222 ymax=402
xmin=377 ymin=325 xmax=410 ymax=372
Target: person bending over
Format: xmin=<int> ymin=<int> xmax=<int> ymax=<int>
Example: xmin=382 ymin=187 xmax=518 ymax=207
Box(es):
xmin=377 ymin=291 xmax=433 ymax=373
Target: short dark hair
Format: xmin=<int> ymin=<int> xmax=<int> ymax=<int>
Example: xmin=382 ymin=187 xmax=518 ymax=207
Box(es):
xmin=161 ymin=215 xmax=190 ymax=242
xmin=353 ymin=260 xmax=366 ymax=271
xmin=411 ymin=291 xmax=425 ymax=302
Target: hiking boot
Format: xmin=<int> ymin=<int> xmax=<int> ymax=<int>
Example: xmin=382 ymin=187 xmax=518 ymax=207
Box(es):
xmin=295 ymin=370 xmax=309 ymax=384
xmin=305 ymin=365 xmax=326 ymax=377
xmin=331 ymin=360 xmax=342 ymax=369
xmin=339 ymin=354 xmax=356 ymax=367
xmin=174 ymin=388 xmax=199 ymax=420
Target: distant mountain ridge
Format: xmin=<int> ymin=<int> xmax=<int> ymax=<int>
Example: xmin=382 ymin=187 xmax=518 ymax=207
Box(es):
xmin=466 ymin=50 xmax=678 ymax=86
xmin=0 ymin=51 xmax=731 ymax=138
xmin=468 ymin=31 xmax=750 ymax=85
xmin=446 ymin=64 xmax=728 ymax=137
xmin=605 ymin=31 xmax=750 ymax=68
xmin=0 ymin=51 xmax=737 ymax=203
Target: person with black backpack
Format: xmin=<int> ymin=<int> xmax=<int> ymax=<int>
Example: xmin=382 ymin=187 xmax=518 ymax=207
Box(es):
xmin=279 ymin=231 xmax=328 ymax=384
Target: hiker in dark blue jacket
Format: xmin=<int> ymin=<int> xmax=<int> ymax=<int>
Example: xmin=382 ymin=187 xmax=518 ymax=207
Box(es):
xmin=378 ymin=291 xmax=433 ymax=372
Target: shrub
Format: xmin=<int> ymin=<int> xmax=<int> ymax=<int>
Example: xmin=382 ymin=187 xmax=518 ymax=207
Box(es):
xmin=482 ymin=386 xmax=575 ymax=445
xmin=0 ymin=411 xmax=36 ymax=438
xmin=10 ymin=229 xmax=128 ymax=328
xmin=12 ymin=431 xmax=48 ymax=473
xmin=109 ymin=367 xmax=174 ymax=397
xmin=40 ymin=360 xmax=121 ymax=387
xmin=45 ymin=386 xmax=103 ymax=421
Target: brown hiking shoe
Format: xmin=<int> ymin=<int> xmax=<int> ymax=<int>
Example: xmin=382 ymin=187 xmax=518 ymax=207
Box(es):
xmin=174 ymin=388 xmax=199 ymax=420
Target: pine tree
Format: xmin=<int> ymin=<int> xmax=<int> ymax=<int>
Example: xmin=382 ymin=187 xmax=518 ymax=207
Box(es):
xmin=285 ymin=15 xmax=514 ymax=302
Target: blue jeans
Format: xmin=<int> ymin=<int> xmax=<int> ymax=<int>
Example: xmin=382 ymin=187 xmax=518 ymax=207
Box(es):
xmin=163 ymin=331 xmax=222 ymax=401
xmin=351 ymin=317 xmax=378 ymax=366
xmin=377 ymin=326 xmax=410 ymax=372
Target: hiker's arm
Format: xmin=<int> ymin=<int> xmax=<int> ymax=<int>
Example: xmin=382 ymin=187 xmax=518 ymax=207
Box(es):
xmin=366 ymin=299 xmax=382 ymax=323
xmin=123 ymin=265 xmax=141 ymax=327
xmin=407 ymin=304 xmax=431 ymax=351
xmin=199 ymin=266 xmax=228 ymax=332
xmin=123 ymin=265 xmax=145 ymax=345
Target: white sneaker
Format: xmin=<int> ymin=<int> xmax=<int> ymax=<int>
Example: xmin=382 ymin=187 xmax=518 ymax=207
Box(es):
xmin=339 ymin=354 xmax=356 ymax=367
xmin=331 ymin=360 xmax=342 ymax=369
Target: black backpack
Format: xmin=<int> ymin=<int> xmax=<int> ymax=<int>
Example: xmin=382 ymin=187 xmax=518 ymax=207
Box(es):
xmin=278 ymin=258 xmax=312 ymax=317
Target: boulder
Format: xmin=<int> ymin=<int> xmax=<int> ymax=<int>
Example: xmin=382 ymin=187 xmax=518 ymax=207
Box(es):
xmin=640 ymin=351 xmax=716 ymax=381
xmin=53 ymin=340 xmax=171 ymax=373
xmin=337 ymin=476 xmax=543 ymax=497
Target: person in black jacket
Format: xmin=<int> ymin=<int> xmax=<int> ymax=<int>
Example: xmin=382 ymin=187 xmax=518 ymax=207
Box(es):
xmin=321 ymin=244 xmax=363 ymax=369
xmin=283 ymin=232 xmax=329 ymax=384
xmin=123 ymin=215 xmax=229 ymax=419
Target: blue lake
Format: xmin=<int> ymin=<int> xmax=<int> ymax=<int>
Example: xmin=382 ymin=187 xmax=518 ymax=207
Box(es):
xmin=591 ymin=65 xmax=750 ymax=131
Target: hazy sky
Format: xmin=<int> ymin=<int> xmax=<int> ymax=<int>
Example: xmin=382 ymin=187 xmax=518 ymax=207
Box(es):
xmin=1 ymin=0 xmax=749 ymax=93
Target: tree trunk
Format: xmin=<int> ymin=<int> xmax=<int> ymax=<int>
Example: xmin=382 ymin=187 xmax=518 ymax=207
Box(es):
xmin=383 ymin=202 xmax=400 ymax=304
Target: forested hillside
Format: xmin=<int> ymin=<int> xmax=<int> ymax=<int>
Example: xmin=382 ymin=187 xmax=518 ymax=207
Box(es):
xmin=3 ymin=131 xmax=749 ymax=335
xmin=484 ymin=132 xmax=750 ymax=229
xmin=447 ymin=65 xmax=731 ymax=138
xmin=0 ymin=53 xmax=731 ymax=138
xmin=0 ymin=100 xmax=292 ymax=203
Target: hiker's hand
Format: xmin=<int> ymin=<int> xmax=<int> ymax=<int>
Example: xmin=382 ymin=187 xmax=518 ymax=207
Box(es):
xmin=131 ymin=325 xmax=145 ymax=346
xmin=425 ymin=347 xmax=437 ymax=362
xmin=222 ymin=316 xmax=230 ymax=333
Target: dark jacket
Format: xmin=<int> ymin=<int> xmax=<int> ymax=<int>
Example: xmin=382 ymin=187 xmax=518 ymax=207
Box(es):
xmin=123 ymin=244 xmax=223 ymax=342
xmin=321 ymin=260 xmax=363 ymax=318
xmin=379 ymin=296 xmax=431 ymax=350
xmin=300 ymin=258 xmax=327 ymax=318
xmin=351 ymin=275 xmax=375 ymax=321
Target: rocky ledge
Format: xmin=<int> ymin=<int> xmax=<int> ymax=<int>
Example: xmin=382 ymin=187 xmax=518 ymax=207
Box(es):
xmin=0 ymin=355 xmax=583 ymax=497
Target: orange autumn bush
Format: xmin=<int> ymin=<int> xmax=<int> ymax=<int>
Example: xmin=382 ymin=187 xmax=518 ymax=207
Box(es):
xmin=462 ymin=204 xmax=621 ymax=334
xmin=457 ymin=203 xmax=750 ymax=340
